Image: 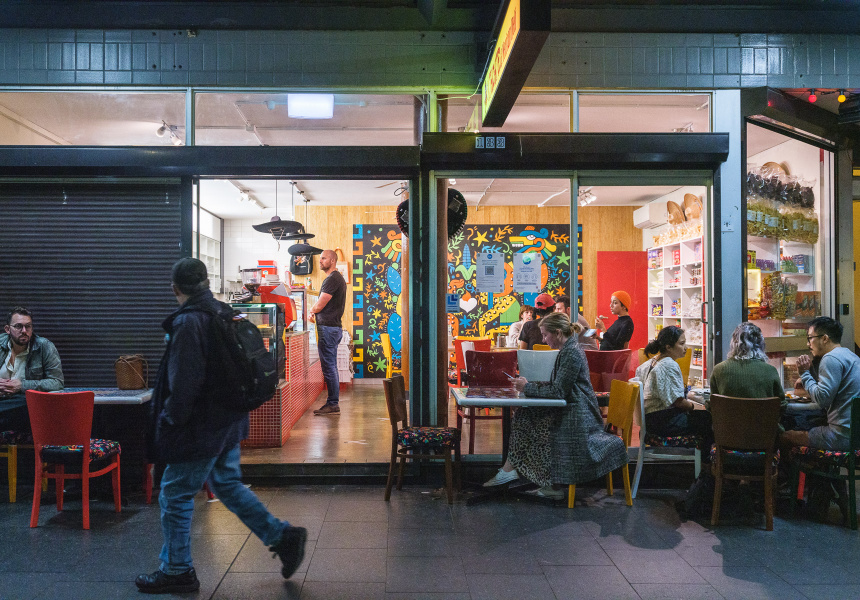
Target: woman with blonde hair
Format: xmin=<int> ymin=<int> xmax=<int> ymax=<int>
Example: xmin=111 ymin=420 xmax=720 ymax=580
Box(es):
xmin=483 ymin=312 xmax=629 ymax=499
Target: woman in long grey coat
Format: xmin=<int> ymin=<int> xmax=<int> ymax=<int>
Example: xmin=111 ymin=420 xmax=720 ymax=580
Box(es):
xmin=482 ymin=312 xmax=629 ymax=499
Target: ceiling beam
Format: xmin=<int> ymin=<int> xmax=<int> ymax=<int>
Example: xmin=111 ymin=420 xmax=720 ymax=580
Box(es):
xmin=1 ymin=1 xmax=860 ymax=33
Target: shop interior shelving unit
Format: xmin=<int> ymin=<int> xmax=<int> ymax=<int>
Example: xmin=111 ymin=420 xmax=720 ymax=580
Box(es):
xmin=647 ymin=236 xmax=707 ymax=386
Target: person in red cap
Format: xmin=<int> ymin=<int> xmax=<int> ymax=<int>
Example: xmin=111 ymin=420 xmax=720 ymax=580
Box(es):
xmin=517 ymin=293 xmax=556 ymax=350
xmin=595 ymin=290 xmax=634 ymax=350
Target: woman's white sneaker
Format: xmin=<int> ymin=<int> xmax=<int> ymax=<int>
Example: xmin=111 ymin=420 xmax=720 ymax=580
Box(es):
xmin=482 ymin=468 xmax=519 ymax=487
xmin=525 ymin=486 xmax=564 ymax=499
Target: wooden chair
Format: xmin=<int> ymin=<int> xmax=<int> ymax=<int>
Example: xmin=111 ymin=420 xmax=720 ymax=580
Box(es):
xmin=568 ymin=379 xmax=639 ymax=508
xmin=455 ymin=350 xmax=516 ymax=454
xmin=790 ymin=396 xmax=860 ymax=530
xmin=26 ymin=390 xmax=121 ymax=529
xmin=630 ymin=376 xmax=702 ymax=499
xmin=710 ymin=394 xmax=781 ymax=530
xmin=381 ymin=333 xmax=402 ymax=379
xmin=384 ymin=375 xmax=461 ymax=504
xmin=675 ymin=347 xmax=693 ymax=386
xmin=533 ymin=344 xmax=552 ymax=351
xmin=0 ymin=430 xmax=35 ymax=502
xmin=451 ymin=337 xmax=491 ymax=387
xmin=584 ymin=349 xmax=632 ymax=393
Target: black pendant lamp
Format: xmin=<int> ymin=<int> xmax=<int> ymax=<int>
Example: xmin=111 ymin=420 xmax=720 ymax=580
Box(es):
xmin=287 ymin=189 xmax=321 ymax=254
xmin=252 ymin=179 xmax=304 ymax=240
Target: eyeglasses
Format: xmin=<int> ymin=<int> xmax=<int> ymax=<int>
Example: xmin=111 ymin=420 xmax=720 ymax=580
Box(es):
xmin=807 ymin=334 xmax=824 ymax=342
xmin=9 ymin=323 xmax=33 ymax=331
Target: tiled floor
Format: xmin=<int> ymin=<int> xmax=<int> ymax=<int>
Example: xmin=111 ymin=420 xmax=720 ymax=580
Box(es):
xmin=2 ymin=483 xmax=859 ymax=599
xmin=241 ymin=381 xmax=505 ymax=464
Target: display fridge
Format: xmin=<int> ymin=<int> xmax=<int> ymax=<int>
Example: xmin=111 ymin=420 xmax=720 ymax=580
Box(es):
xmin=230 ymin=303 xmax=285 ymax=375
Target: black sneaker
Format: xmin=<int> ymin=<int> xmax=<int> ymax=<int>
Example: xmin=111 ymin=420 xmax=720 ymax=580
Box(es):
xmin=313 ymin=403 xmax=340 ymax=415
xmin=270 ymin=525 xmax=308 ymax=579
xmin=135 ymin=568 xmax=200 ymax=594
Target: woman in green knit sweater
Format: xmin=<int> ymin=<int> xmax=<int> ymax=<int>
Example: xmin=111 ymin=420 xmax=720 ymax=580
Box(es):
xmin=710 ymin=322 xmax=786 ymax=408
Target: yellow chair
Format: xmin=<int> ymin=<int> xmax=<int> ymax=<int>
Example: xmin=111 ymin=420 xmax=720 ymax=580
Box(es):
xmin=568 ymin=379 xmax=638 ymax=509
xmin=675 ymin=347 xmax=692 ymax=386
xmin=381 ymin=333 xmax=402 ymax=379
xmin=638 ymin=348 xmax=649 ymax=365
xmin=533 ymin=344 xmax=552 ymax=351
xmin=0 ymin=443 xmax=20 ymax=502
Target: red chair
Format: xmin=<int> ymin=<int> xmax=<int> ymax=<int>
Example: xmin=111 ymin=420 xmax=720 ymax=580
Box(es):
xmin=584 ymin=349 xmax=632 ymax=393
xmin=26 ymin=390 xmax=121 ymax=529
xmin=451 ymin=337 xmax=492 ymax=387
xmin=455 ymin=350 xmax=517 ymax=454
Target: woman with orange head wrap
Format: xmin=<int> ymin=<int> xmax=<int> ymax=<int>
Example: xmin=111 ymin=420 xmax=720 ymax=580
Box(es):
xmin=594 ymin=290 xmax=634 ymax=350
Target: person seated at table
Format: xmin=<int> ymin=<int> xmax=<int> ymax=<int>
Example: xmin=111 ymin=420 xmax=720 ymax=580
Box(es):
xmin=709 ymin=322 xmax=785 ymax=408
xmin=634 ymin=326 xmax=713 ymax=457
xmin=518 ymin=293 xmax=555 ymax=350
xmin=780 ymin=316 xmax=860 ymax=452
xmin=555 ymin=294 xmax=597 ymax=350
xmin=793 ymin=355 xmax=821 ymax=399
xmin=506 ymin=305 xmax=534 ymax=348
xmin=0 ymin=306 xmax=64 ymax=435
xmin=484 ymin=312 xmax=629 ymax=499
xmin=595 ymin=290 xmax=634 ymax=351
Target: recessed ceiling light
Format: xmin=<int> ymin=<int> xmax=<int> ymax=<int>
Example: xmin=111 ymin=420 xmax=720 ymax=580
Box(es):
xmin=288 ymin=94 xmax=335 ymax=119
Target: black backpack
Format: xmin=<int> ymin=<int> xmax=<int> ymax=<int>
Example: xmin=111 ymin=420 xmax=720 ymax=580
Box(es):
xmin=204 ymin=307 xmax=279 ymax=412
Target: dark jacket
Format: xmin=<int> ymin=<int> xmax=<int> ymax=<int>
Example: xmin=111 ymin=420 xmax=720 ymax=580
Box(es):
xmin=0 ymin=333 xmax=64 ymax=411
xmin=147 ymin=289 xmax=249 ymax=464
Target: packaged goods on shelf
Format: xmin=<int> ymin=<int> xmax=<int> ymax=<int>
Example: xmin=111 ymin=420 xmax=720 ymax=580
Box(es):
xmin=795 ymin=291 xmax=821 ymax=317
xmin=651 ymin=303 xmax=663 ymax=316
xmin=647 ymin=248 xmax=663 ymax=269
xmin=747 ymin=250 xmax=756 ymax=266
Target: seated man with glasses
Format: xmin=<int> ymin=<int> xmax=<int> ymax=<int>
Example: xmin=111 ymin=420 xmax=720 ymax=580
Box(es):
xmin=0 ymin=306 xmax=64 ymax=434
xmin=780 ymin=316 xmax=860 ymax=452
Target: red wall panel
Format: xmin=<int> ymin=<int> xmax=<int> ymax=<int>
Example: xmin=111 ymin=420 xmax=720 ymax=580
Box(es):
xmin=596 ymin=251 xmax=648 ymax=353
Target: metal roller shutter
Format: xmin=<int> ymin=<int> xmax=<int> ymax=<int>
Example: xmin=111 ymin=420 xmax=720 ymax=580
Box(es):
xmin=0 ymin=179 xmax=184 ymax=387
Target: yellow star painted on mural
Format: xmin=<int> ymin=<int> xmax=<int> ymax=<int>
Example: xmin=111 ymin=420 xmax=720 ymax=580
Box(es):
xmin=371 ymin=236 xmax=382 ymax=247
xmin=474 ymin=230 xmax=489 ymax=246
xmin=373 ymin=308 xmax=382 ymax=319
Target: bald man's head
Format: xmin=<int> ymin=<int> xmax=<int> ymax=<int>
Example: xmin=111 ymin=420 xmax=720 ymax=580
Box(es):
xmin=319 ymin=249 xmax=337 ymax=273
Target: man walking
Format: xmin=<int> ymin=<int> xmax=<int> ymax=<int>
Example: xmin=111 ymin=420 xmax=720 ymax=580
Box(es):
xmin=310 ymin=249 xmax=347 ymax=416
xmin=0 ymin=306 xmax=64 ymax=433
xmin=136 ymin=258 xmax=305 ymax=594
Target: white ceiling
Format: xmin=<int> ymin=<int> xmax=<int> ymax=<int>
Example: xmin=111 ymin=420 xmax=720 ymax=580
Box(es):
xmin=0 ymin=90 xmax=755 ymax=219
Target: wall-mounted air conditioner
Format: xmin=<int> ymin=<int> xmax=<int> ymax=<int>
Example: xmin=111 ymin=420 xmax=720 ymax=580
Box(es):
xmin=633 ymin=201 xmax=668 ymax=229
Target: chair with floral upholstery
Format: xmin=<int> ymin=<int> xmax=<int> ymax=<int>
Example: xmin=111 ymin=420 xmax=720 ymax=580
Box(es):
xmin=630 ymin=377 xmax=704 ymax=499
xmin=790 ymin=396 xmax=860 ymax=530
xmin=709 ymin=394 xmax=781 ymax=530
xmin=384 ymin=375 xmax=461 ymax=504
xmin=26 ymin=390 xmax=121 ymax=529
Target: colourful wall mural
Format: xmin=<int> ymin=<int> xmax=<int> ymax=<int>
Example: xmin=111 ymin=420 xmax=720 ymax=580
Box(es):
xmin=447 ymin=224 xmax=580 ymax=339
xmin=351 ymin=224 xmax=403 ymax=378
xmin=350 ymin=223 xmax=581 ymax=378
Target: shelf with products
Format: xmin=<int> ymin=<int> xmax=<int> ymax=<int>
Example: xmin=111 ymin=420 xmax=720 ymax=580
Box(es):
xmin=646 ymin=235 xmax=707 ymax=384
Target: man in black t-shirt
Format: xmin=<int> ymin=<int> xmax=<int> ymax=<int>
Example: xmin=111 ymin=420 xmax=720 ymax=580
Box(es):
xmin=309 ymin=250 xmax=347 ymax=415
xmin=518 ymin=293 xmax=555 ymax=349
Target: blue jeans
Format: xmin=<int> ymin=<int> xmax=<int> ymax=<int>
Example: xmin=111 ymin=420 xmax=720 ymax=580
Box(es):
xmin=317 ymin=325 xmax=342 ymax=405
xmin=159 ymin=444 xmax=288 ymax=574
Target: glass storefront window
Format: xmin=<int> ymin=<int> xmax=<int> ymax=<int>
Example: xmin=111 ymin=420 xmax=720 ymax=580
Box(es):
xmin=445 ymin=93 xmax=570 ymax=133
xmin=745 ymin=122 xmax=834 ymax=388
xmin=193 ymin=93 xmax=417 ymax=146
xmin=0 ymin=92 xmax=186 ymax=145
xmin=578 ymin=93 xmax=710 ymax=133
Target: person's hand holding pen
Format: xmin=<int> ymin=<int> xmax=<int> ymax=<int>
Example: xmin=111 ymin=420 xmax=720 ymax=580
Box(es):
xmin=594 ymin=314 xmax=608 ymax=333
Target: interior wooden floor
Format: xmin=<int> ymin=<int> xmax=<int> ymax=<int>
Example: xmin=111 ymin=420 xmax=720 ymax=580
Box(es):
xmin=241 ymin=381 xmax=505 ymax=464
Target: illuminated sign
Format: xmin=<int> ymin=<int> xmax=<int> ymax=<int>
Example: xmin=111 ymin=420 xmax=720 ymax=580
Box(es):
xmin=480 ymin=0 xmax=550 ymax=127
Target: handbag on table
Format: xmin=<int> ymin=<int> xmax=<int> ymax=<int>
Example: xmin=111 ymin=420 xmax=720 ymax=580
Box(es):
xmin=115 ymin=354 xmax=149 ymax=390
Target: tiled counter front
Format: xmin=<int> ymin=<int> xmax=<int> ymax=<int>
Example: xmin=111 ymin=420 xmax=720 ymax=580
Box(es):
xmin=245 ymin=330 xmax=325 ymax=447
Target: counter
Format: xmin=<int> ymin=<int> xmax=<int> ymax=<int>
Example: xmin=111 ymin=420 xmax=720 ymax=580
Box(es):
xmin=244 ymin=330 xmax=324 ymax=447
